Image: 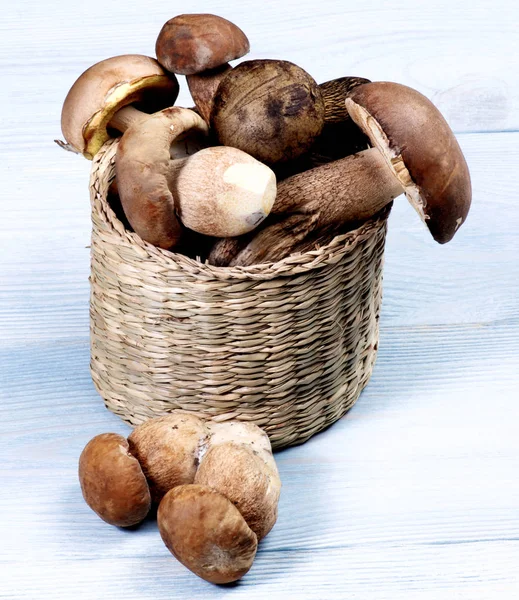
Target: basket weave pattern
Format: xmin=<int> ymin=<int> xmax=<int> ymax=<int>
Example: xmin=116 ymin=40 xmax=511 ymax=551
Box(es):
xmin=89 ymin=139 xmax=389 ymax=448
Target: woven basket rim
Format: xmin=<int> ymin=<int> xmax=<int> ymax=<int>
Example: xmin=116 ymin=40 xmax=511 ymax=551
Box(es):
xmin=90 ymin=137 xmax=391 ymax=281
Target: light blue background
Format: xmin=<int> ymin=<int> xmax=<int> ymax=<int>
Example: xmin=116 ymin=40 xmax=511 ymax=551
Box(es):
xmin=1 ymin=1 xmax=518 ymax=598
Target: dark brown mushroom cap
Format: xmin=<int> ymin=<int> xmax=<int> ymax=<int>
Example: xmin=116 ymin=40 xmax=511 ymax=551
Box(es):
xmin=158 ymin=484 xmax=258 ymax=584
xmin=127 ymin=413 xmax=209 ymax=504
xmin=346 ymin=82 xmax=472 ymax=243
xmin=60 ymin=54 xmax=179 ymax=159
xmin=211 ymin=59 xmax=325 ymax=165
xmin=156 ymin=14 xmax=249 ymax=75
xmin=78 ymin=433 xmax=151 ymax=527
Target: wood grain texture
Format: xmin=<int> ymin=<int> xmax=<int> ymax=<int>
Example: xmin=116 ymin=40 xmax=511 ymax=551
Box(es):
xmin=1 ymin=1 xmax=519 ymax=598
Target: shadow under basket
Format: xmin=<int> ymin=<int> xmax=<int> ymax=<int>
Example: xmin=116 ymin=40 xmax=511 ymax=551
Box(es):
xmin=89 ymin=139 xmax=390 ymax=449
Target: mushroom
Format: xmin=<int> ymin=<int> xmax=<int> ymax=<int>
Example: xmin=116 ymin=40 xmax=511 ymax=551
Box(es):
xmin=210 ymin=59 xmax=325 ymax=165
xmin=195 ymin=421 xmax=281 ymax=541
xmin=346 ymin=81 xmax=472 ymax=244
xmin=58 ymin=54 xmax=179 ymax=159
xmin=212 ymin=81 xmax=472 ymax=266
xmin=116 ymin=107 xmax=277 ymax=248
xmin=78 ymin=433 xmax=151 ymax=527
xmin=155 ymin=14 xmax=249 ymax=123
xmin=127 ymin=413 xmax=209 ymax=504
xmin=158 ymin=484 xmax=258 ymax=584
xmin=155 ymin=14 xmax=249 ymax=75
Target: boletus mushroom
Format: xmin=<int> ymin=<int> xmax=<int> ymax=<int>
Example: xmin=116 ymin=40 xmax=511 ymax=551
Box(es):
xmin=155 ymin=14 xmax=249 ymax=124
xmin=196 ymin=421 xmax=281 ymax=541
xmin=116 ymin=107 xmax=277 ymax=248
xmin=158 ymin=484 xmax=258 ymax=584
xmin=78 ymin=433 xmax=151 ymax=527
xmin=58 ymin=54 xmax=179 ymax=159
xmin=212 ymin=81 xmax=472 ymax=266
xmin=155 ymin=14 xmax=249 ymax=75
xmin=127 ymin=413 xmax=209 ymax=504
xmin=211 ymin=59 xmax=325 ymax=165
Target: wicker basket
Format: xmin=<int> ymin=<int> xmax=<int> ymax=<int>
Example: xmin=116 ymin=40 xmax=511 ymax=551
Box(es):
xmin=89 ymin=138 xmax=390 ymax=449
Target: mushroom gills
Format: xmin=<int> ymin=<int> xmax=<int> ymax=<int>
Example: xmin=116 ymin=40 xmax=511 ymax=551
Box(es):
xmin=346 ymin=99 xmax=427 ymax=223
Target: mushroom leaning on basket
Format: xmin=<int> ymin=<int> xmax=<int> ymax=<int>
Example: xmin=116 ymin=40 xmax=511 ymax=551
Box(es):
xmin=57 ymin=54 xmax=181 ymax=159
xmin=155 ymin=13 xmax=249 ymax=123
xmin=210 ymin=81 xmax=472 ymax=267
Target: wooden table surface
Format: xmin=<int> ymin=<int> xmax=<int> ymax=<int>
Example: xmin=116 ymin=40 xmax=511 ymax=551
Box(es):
xmin=2 ymin=1 xmax=518 ymax=598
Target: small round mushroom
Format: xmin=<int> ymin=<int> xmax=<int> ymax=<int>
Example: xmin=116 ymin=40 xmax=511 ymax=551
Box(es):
xmin=158 ymin=484 xmax=258 ymax=584
xmin=127 ymin=413 xmax=209 ymax=504
xmin=211 ymin=59 xmax=325 ymax=165
xmin=212 ymin=81 xmax=472 ymax=266
xmin=155 ymin=14 xmax=249 ymax=76
xmin=59 ymin=54 xmax=179 ymax=159
xmin=116 ymin=108 xmax=276 ymax=248
xmin=78 ymin=433 xmax=151 ymax=527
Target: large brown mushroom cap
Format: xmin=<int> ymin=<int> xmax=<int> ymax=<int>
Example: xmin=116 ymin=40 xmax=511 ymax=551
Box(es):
xmin=60 ymin=54 xmax=179 ymax=159
xmin=211 ymin=59 xmax=325 ymax=165
xmin=127 ymin=413 xmax=209 ymax=504
xmin=158 ymin=484 xmax=258 ymax=584
xmin=78 ymin=433 xmax=151 ymax=527
xmin=346 ymin=82 xmax=472 ymax=243
xmin=156 ymin=14 xmax=250 ymax=75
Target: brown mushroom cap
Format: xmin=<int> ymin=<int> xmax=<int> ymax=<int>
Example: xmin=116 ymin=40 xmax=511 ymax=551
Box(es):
xmin=128 ymin=413 xmax=209 ymax=504
xmin=346 ymin=82 xmax=472 ymax=243
xmin=78 ymin=433 xmax=151 ymax=527
xmin=158 ymin=484 xmax=258 ymax=584
xmin=156 ymin=14 xmax=250 ymax=75
xmin=211 ymin=59 xmax=325 ymax=165
xmin=195 ymin=441 xmax=280 ymax=541
xmin=60 ymin=54 xmax=179 ymax=159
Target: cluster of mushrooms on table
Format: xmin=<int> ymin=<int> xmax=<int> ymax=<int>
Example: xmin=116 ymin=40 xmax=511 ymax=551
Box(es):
xmin=79 ymin=414 xmax=281 ymax=584
xmin=60 ymin=12 xmax=473 ymax=586
xmin=58 ymin=13 xmax=472 ymax=266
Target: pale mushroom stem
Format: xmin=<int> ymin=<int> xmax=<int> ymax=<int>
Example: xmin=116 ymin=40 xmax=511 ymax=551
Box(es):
xmin=108 ymin=105 xmax=149 ymax=133
xmin=216 ymin=147 xmax=404 ymax=267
